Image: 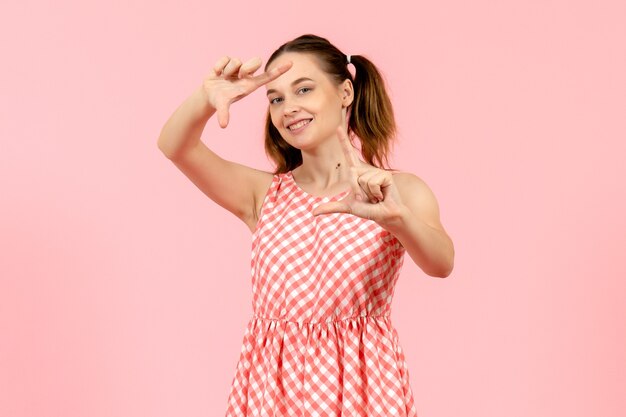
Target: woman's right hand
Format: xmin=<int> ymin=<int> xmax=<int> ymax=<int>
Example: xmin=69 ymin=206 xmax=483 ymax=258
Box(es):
xmin=201 ymin=56 xmax=293 ymax=128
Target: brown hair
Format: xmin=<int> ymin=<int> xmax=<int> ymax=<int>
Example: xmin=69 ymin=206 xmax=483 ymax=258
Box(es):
xmin=263 ymin=34 xmax=398 ymax=174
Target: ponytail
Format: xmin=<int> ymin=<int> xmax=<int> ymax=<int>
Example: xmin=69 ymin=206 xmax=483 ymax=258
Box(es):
xmin=348 ymin=54 xmax=397 ymax=170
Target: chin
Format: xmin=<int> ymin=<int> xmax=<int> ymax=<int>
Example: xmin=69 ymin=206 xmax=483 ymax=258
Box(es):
xmin=281 ymin=134 xmax=314 ymax=150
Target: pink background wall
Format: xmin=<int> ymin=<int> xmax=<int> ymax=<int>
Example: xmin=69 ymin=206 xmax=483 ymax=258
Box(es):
xmin=1 ymin=1 xmax=624 ymax=416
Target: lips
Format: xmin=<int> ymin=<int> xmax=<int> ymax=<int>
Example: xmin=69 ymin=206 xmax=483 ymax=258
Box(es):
xmin=286 ymin=118 xmax=313 ymax=130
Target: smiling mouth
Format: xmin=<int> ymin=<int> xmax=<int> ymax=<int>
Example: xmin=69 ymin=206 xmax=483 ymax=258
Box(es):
xmin=287 ymin=119 xmax=313 ymax=130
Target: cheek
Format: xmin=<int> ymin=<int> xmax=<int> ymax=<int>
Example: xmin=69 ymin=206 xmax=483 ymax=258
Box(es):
xmin=321 ymin=106 xmax=342 ymax=127
xmin=269 ymin=111 xmax=281 ymax=130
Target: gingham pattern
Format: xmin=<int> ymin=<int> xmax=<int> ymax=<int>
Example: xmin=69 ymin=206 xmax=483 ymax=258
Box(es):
xmin=224 ymin=171 xmax=418 ymax=417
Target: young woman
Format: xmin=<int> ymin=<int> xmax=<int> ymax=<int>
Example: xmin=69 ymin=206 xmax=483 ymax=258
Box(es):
xmin=158 ymin=34 xmax=454 ymax=417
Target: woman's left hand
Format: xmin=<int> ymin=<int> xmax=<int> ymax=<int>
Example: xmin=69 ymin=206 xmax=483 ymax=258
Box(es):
xmin=312 ymin=125 xmax=406 ymax=225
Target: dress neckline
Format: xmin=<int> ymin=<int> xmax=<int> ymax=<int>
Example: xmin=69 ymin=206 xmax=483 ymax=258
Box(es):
xmin=287 ymin=171 xmax=351 ymax=200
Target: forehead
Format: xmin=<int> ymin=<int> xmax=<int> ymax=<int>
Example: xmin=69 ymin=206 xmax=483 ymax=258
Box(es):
xmin=265 ymin=52 xmax=327 ymax=91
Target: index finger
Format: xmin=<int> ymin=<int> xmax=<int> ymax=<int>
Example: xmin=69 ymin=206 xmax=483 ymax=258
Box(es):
xmin=337 ymin=126 xmax=360 ymax=168
xmin=252 ymin=60 xmax=293 ymax=88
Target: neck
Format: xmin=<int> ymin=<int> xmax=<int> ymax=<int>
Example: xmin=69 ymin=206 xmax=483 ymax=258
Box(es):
xmin=293 ymin=144 xmax=358 ymax=188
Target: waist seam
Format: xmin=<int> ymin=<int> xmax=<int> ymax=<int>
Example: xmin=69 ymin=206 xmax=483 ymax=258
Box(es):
xmin=252 ymin=313 xmax=390 ymax=325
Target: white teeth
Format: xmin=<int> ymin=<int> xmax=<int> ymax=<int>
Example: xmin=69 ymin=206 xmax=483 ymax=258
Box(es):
xmin=288 ymin=119 xmax=311 ymax=130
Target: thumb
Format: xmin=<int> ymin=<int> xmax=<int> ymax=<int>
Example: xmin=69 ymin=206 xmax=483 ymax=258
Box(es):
xmin=312 ymin=201 xmax=350 ymax=216
xmin=217 ymin=103 xmax=230 ymax=128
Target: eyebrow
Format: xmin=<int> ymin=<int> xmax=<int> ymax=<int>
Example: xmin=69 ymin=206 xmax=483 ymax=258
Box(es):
xmin=266 ymin=77 xmax=315 ymax=96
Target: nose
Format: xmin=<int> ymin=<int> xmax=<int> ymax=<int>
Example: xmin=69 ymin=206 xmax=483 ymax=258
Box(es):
xmin=282 ymin=98 xmax=300 ymax=116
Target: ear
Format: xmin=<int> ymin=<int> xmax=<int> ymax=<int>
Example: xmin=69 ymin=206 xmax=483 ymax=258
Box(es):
xmin=340 ymin=79 xmax=354 ymax=108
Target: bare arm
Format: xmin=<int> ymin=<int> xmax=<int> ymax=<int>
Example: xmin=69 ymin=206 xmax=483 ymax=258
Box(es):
xmin=381 ymin=173 xmax=455 ymax=278
xmin=309 ymin=125 xmax=454 ymax=278
xmin=156 ymin=56 xmax=292 ymax=230
xmin=157 ymin=85 xmax=215 ymax=160
xmin=157 ymin=85 xmax=259 ymax=226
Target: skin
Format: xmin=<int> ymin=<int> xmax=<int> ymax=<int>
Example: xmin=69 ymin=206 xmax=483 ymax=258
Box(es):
xmin=265 ymin=52 xmax=355 ymax=190
xmin=159 ymin=51 xmax=454 ymax=278
xmin=264 ymin=52 xmax=455 ymax=278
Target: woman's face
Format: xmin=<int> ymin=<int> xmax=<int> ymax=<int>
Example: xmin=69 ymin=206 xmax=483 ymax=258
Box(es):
xmin=265 ymin=52 xmax=351 ymax=150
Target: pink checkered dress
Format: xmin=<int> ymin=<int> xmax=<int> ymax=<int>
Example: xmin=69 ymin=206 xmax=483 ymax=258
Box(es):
xmin=224 ymin=170 xmax=419 ymax=417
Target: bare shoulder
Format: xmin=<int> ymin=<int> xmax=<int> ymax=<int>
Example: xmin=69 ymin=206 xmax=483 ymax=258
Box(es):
xmin=246 ymin=169 xmax=277 ymax=233
xmin=390 ymin=170 xmax=448 ymax=232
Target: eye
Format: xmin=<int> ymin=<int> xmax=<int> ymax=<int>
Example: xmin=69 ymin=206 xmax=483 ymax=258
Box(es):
xmin=269 ymin=87 xmax=312 ymax=105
